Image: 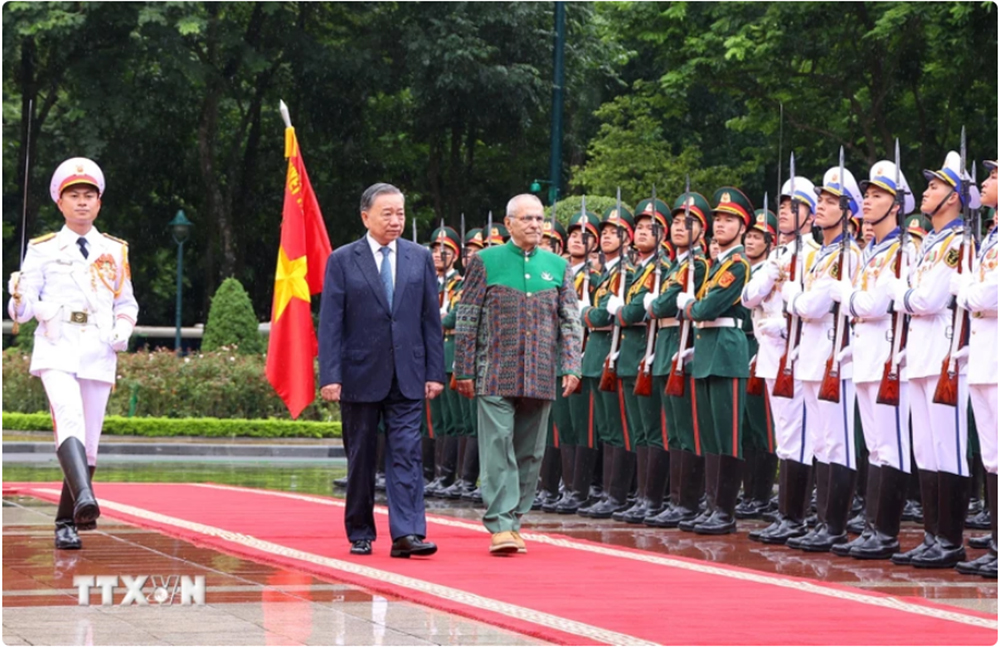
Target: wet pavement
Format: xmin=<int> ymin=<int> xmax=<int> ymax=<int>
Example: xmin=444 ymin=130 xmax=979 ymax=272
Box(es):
xmin=3 ymin=458 xmax=997 ymax=645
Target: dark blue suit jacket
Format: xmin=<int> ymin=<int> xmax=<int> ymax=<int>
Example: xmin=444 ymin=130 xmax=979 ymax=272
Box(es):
xmin=319 ymin=236 xmax=446 ymax=402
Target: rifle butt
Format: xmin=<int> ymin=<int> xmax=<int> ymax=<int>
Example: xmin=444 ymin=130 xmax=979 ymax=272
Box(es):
xmin=771 ymin=357 xmax=794 ymax=399
xmin=598 ymin=360 xmax=618 ymax=393
xmin=875 ymin=362 xmax=900 ymax=406
xmin=664 ymin=363 xmax=686 ymax=397
xmin=818 ymin=359 xmax=840 ymax=403
xmin=449 ymin=374 xmax=458 ymax=391
xmin=932 ymin=357 xmax=958 ymax=407
xmin=747 ymin=357 xmax=763 ymax=395
xmin=634 ymin=369 xmax=653 ymax=397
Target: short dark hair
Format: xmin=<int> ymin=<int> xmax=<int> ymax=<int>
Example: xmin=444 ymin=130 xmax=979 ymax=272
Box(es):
xmin=360 ymin=183 xmax=403 ymax=212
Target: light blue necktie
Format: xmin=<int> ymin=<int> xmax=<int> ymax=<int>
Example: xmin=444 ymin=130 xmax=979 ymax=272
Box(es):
xmin=380 ymin=246 xmax=394 ymax=305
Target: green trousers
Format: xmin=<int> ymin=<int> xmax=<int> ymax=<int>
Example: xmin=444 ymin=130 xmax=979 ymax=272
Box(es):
xmin=656 ymin=374 xmax=694 ymax=453
xmin=743 ymin=389 xmax=774 ymax=453
xmin=620 ymin=377 xmax=662 ymax=449
xmin=567 ymin=381 xmax=596 ymax=449
xmin=423 ymin=396 xmax=444 ymax=439
xmin=441 ymin=379 xmax=475 ymax=437
xmin=477 ymin=395 xmax=552 ymax=533
xmin=694 ymin=376 xmax=746 ymax=457
xmin=588 ymin=377 xmax=629 ymax=449
xmin=547 ymin=385 xmax=574 ymax=447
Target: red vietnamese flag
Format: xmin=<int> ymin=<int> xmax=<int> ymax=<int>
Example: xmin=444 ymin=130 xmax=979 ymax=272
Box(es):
xmin=266 ymin=103 xmax=332 ymax=419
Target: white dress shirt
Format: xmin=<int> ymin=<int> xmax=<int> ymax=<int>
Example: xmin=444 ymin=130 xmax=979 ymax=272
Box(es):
xmin=366 ymin=233 xmax=397 ymax=287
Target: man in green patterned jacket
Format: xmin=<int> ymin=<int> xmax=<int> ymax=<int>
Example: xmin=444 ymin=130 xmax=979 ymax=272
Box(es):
xmin=454 ymin=194 xmax=582 ymax=555
xmin=645 ymin=192 xmax=712 ymax=528
xmin=578 ymin=207 xmax=637 ymax=519
xmin=610 ymin=198 xmax=672 ymax=523
xmin=675 ymin=187 xmax=754 ymax=535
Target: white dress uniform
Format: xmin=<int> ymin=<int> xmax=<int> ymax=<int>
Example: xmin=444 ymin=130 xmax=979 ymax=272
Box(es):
xmin=7 ymin=163 xmax=138 ymax=467
xmin=957 ymin=224 xmax=998 ymax=474
xmin=742 ymin=235 xmax=820 ymax=464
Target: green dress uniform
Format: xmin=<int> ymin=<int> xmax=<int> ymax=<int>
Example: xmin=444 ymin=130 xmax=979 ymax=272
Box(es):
xmin=453 ymin=240 xmax=582 ymax=534
xmin=614 ymin=197 xmax=673 ymax=523
xmin=680 ymin=187 xmax=754 ymax=535
xmin=578 ymin=207 xmax=638 ymax=518
xmin=645 ymin=191 xmax=713 ymax=529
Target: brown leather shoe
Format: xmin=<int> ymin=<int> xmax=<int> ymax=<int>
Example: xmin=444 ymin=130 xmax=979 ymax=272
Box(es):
xmin=511 ymin=530 xmax=527 ymax=554
xmin=490 ymin=531 xmax=519 ymax=555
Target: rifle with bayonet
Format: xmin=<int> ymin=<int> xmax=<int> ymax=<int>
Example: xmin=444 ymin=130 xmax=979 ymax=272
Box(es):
xmin=877 ymin=140 xmax=909 ymax=406
xmin=9 ymin=99 xmax=33 ymax=335
xmin=933 ymin=128 xmax=972 ymax=406
xmin=635 ymin=186 xmax=661 ymax=397
xmin=599 ymin=187 xmax=627 ymax=392
xmin=820 ymin=147 xmax=851 ymax=402
xmin=773 ymin=152 xmax=804 ymax=399
xmin=665 ymin=176 xmax=694 ymax=397
xmin=747 ymin=191 xmax=771 ymax=397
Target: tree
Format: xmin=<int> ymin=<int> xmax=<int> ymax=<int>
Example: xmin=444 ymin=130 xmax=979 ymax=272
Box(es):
xmin=201 ymin=277 xmax=265 ymax=354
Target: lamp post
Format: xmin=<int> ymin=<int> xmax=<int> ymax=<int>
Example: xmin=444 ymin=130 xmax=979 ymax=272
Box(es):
xmin=530 ymin=179 xmax=558 ymax=206
xmin=168 ymin=210 xmax=193 ymax=355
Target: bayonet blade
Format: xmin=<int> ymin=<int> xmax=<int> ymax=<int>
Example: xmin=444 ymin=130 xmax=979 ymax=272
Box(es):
xmin=487 ymin=210 xmax=493 ymax=247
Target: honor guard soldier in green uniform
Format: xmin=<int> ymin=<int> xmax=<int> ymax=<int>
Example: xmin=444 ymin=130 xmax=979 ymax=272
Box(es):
xmin=425 ymin=227 xmax=463 ymax=497
xmin=675 ymin=188 xmax=753 ymax=535
xmin=552 ymin=209 xmax=603 ymax=513
xmin=535 ymin=218 xmax=572 ymax=509
xmin=736 ymin=207 xmax=780 ymax=519
xmin=645 ymin=192 xmax=712 ymax=528
xmin=609 ymin=197 xmax=672 ymax=523
xmin=578 ymin=206 xmax=636 ymax=518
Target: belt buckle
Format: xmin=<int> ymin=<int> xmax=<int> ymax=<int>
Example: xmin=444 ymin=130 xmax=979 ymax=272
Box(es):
xmin=70 ymin=311 xmax=88 ymax=324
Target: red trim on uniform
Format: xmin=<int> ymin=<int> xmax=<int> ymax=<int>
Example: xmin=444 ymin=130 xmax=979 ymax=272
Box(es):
xmin=732 ymin=378 xmax=739 ymax=457
xmin=50 ymin=404 xmax=57 ymax=446
xmin=116 ymin=313 xmax=136 ymax=325
xmin=553 ymin=424 xmax=560 ymax=449
xmin=425 ymin=404 xmax=435 ymax=440
xmin=587 ymin=390 xmax=595 ymax=449
xmin=59 ymin=175 xmax=100 ymax=194
xmin=764 ymin=392 xmax=774 ymax=453
xmin=690 ymin=376 xmax=701 ymax=456
xmin=617 ymin=379 xmax=631 ymax=451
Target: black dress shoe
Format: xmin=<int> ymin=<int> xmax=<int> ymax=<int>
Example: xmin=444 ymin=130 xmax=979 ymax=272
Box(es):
xmin=374 ymin=473 xmax=387 ymax=492
xmin=968 ymin=534 xmax=992 ymax=549
xmin=390 ymin=535 xmax=438 ymax=558
xmin=333 ymin=476 xmax=349 ymax=488
xmin=350 ymin=540 xmax=372 ymax=555
xmin=55 ymin=520 xmax=81 ymax=550
xmin=955 ymin=551 xmax=996 ymax=575
xmin=461 ymin=487 xmax=483 ymax=503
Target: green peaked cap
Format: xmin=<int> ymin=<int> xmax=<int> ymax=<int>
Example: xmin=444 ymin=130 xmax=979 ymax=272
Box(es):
xmin=712 ymin=187 xmax=754 ymax=226
xmin=671 ymin=192 xmax=712 ymax=229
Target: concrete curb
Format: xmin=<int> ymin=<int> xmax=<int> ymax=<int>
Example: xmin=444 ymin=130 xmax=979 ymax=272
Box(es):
xmin=2 ymin=442 xmax=345 ymax=458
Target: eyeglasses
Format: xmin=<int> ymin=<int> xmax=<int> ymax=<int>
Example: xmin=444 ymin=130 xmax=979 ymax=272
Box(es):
xmin=513 ymin=215 xmax=545 ymax=224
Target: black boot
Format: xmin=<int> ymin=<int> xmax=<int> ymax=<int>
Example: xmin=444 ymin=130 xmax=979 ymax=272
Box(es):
xmin=796 ymin=463 xmax=856 ymax=552
xmin=588 ymin=447 xmax=636 ymax=519
xmin=694 ymin=455 xmax=742 ymax=535
xmin=893 ymin=469 xmax=940 ymax=565
xmin=77 ymin=466 xmax=97 ymax=531
xmin=754 ymin=452 xmax=780 ymax=515
xmin=543 ymin=444 xmax=576 ymax=512
xmin=533 ymin=445 xmax=563 ymax=510
xmin=789 ymin=461 xmax=831 ymax=548
xmin=755 ymin=459 xmax=812 ymax=544
xmin=646 ymin=450 xmax=702 ymax=527
xmin=56 ymin=438 xmax=100 ymax=527
xmin=54 ymin=479 xmax=81 ymax=550
xmin=556 ymin=446 xmax=597 ymax=514
xmin=680 ymin=453 xmax=718 ymax=532
xmin=616 ymin=446 xmax=650 ymax=521
xmin=628 ymin=447 xmax=670 ymax=523
xmin=579 ymin=445 xmax=615 ymax=517
xmin=834 ymin=463 xmax=879 ymax=557
xmin=913 ymin=472 xmax=968 ymax=568
xmin=852 ymin=465 xmax=908 ymax=560
xmin=427 ymin=436 xmax=459 ymax=497
xmin=734 ymin=447 xmax=758 ymax=518
xmin=422 ymin=437 xmax=436 ymax=483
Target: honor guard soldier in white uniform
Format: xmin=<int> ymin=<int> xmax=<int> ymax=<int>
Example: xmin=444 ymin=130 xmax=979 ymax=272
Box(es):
xmin=953 ymin=158 xmax=998 ymax=578
xmin=830 ymin=159 xmax=916 ymax=560
xmin=746 ymin=176 xmax=822 ymax=544
xmin=780 ymin=163 xmax=862 ymax=552
xmin=7 ymin=158 xmax=139 ymax=550
xmin=889 ymin=151 xmax=980 ymax=569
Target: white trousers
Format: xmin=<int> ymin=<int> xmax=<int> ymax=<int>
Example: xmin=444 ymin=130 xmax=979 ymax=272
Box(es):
xmin=40 ymin=369 xmax=112 ymax=467
xmin=970 ymin=384 xmax=998 ymax=474
xmin=766 ymin=378 xmax=812 ymax=464
xmin=855 ymin=381 xmax=911 ymax=473
xmin=909 ymin=375 xmax=969 ymax=477
xmin=802 ymin=379 xmax=857 ymax=469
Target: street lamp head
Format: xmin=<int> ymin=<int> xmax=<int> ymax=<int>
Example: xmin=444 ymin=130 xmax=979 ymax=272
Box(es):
xmin=530 ymin=180 xmax=543 ymax=193
xmin=169 ymin=209 xmax=193 ymax=244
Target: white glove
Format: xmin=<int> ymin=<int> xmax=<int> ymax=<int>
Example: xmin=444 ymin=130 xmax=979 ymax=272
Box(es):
xmin=836 ymin=345 xmax=852 ymax=364
xmin=439 ymin=305 xmax=449 ymax=319
xmin=949 ymin=272 xmax=973 ymax=297
xmin=829 ymin=278 xmax=852 ymax=304
xmin=8 ymin=272 xmax=21 ymax=298
xmin=757 ymin=318 xmax=786 ymax=339
xmin=606 ymin=295 xmax=625 ymax=316
xmin=760 ymin=260 xmax=781 ymax=287
xmin=643 ymin=293 xmax=656 ymax=312
xmin=780 ymin=280 xmax=802 ymax=305
xmin=577 ymin=299 xmax=589 ymax=315
xmin=110 ymin=319 xmax=133 ymax=353
xmin=885 ymin=276 xmax=908 ymax=304
xmin=676 ymin=292 xmax=695 ymax=311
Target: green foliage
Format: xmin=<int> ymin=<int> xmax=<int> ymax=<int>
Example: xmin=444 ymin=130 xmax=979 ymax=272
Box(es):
xmin=201 ymin=277 xmax=265 ymax=354
xmin=2 ymin=348 xmax=338 ymax=421
xmin=11 ymin=319 xmax=36 ymax=352
xmin=2 ymin=412 xmax=341 ymax=438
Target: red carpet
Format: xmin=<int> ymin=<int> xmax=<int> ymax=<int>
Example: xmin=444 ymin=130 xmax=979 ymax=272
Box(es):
xmin=8 ymin=482 xmax=996 ymax=646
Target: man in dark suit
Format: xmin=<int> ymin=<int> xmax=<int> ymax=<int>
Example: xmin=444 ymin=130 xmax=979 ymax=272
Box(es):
xmin=319 ymin=183 xmax=446 ymax=558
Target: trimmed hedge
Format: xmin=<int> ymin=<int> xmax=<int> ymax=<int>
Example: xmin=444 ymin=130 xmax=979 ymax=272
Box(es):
xmin=3 ymin=412 xmax=341 ymax=439
xmin=2 ymin=347 xmax=339 ymax=421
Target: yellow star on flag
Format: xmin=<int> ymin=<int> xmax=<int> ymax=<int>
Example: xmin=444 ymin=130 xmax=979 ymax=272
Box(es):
xmin=272 ymin=246 xmax=310 ymax=322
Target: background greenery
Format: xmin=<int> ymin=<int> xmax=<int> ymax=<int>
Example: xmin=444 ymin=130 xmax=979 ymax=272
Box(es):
xmin=3 ymin=1 xmax=996 ymax=330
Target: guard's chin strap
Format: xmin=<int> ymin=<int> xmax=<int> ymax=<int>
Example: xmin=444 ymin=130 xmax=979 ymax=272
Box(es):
xmin=869 ymin=203 xmax=895 ymax=228
xmin=924 ymin=190 xmax=955 ymax=220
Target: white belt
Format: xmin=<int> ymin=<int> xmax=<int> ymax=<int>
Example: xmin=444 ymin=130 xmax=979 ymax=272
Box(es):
xmin=658 ymin=317 xmax=679 ymax=328
xmin=694 ymin=317 xmax=740 ymax=329
xmin=852 ymin=316 xmax=889 ymax=324
xmin=590 ymin=325 xmax=614 ymax=332
xmin=61 ymin=309 xmax=91 ymax=325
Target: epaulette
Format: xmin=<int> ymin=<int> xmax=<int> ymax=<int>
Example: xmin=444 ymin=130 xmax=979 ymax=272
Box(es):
xmin=103 ymin=233 xmax=128 ymax=246
xmin=29 ymin=232 xmax=57 ymax=245
xmin=732 ymin=253 xmax=743 ymax=263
